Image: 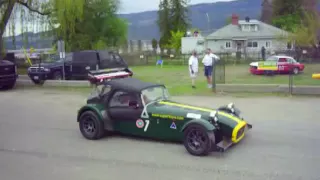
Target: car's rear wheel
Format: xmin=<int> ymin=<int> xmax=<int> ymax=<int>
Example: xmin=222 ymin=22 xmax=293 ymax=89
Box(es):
xmin=183 ymin=124 xmax=215 ymax=156
xmin=79 ymin=111 xmax=105 ymax=140
xmin=0 ymin=81 xmax=16 ymax=90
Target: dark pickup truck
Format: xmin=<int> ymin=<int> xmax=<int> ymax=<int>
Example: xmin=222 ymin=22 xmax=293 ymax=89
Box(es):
xmin=0 ymin=59 xmax=18 ymax=90
xmin=27 ymin=50 xmax=132 ymax=84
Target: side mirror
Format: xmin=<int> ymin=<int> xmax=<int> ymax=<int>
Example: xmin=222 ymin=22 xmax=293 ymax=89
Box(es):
xmin=129 ymin=101 xmax=139 ymax=108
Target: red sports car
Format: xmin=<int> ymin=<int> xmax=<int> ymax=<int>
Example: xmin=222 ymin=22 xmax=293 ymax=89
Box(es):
xmin=250 ymin=55 xmax=305 ymax=75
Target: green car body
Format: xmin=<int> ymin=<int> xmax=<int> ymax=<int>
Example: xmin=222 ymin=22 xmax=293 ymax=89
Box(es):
xmin=77 ymin=77 xmax=252 ymax=156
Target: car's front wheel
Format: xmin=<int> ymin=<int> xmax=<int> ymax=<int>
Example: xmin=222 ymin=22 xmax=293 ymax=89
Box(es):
xmin=53 ymin=71 xmax=62 ymax=80
xmin=183 ymin=124 xmax=215 ymax=156
xmin=292 ymin=67 xmax=299 ymax=75
xmin=79 ymin=111 xmax=105 ymax=140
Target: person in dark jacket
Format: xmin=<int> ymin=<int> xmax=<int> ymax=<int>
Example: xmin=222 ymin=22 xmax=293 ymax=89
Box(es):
xmin=261 ymin=46 xmax=266 ymax=60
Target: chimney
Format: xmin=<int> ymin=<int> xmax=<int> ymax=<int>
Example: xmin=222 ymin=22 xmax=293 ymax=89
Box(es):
xmin=231 ymin=14 xmax=239 ymax=25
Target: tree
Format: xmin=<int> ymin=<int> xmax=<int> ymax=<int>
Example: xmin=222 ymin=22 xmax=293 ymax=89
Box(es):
xmin=272 ymin=13 xmax=301 ymax=33
xmin=0 ymin=0 xmax=50 ymax=58
xmin=169 ymin=0 xmax=189 ymax=33
xmin=151 ymin=38 xmax=158 ymax=53
xmin=159 ymin=36 xmax=167 ymax=53
xmin=157 ymin=0 xmax=189 ymax=52
xmin=1 ymin=0 xmax=127 ymax=56
xmin=166 ymin=30 xmax=184 ymax=54
xmin=157 ymin=0 xmax=171 ymax=48
xmin=225 ymin=16 xmax=232 ymax=25
xmin=271 ymin=0 xmax=304 ymax=32
xmin=288 ymin=11 xmax=320 ymax=47
xmin=0 ymin=0 xmax=88 ymax=58
xmin=272 ymin=0 xmax=303 ymax=17
xmin=271 ymin=0 xmax=320 ymax=47
xmin=61 ymin=0 xmax=128 ymax=51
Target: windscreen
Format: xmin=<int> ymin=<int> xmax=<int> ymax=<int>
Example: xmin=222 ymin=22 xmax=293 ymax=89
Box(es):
xmin=98 ymin=50 xmax=128 ymax=68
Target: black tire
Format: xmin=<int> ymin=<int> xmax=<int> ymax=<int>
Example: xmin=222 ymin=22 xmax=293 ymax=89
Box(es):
xmin=0 ymin=81 xmax=16 ymax=90
xmin=5 ymin=82 xmax=16 ymax=89
xmin=292 ymin=67 xmax=299 ymax=75
xmin=183 ymin=124 xmax=215 ymax=156
xmin=31 ymin=79 xmax=45 ymax=85
xmin=79 ymin=111 xmax=105 ymax=140
xmin=53 ymin=71 xmax=62 ymax=80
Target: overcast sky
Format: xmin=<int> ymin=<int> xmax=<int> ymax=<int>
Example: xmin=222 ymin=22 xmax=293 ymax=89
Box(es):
xmin=119 ymin=0 xmax=234 ymax=14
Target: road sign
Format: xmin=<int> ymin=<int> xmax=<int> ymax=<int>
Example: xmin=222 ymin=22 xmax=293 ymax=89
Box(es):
xmin=57 ymin=40 xmax=65 ymax=58
xmin=57 ymin=40 xmax=66 ymax=80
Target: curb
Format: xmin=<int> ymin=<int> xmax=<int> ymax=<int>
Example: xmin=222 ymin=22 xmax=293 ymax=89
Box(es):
xmin=16 ymin=79 xmax=320 ymax=95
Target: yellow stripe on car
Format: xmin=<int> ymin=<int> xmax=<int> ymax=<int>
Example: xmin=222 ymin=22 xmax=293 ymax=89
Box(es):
xmin=159 ymin=101 xmax=241 ymax=123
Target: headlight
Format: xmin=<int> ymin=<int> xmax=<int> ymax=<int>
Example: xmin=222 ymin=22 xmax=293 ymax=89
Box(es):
xmin=44 ymin=68 xmax=50 ymax=72
xmin=227 ymin=102 xmax=234 ymax=109
xmin=227 ymin=102 xmax=235 ymax=113
xmin=210 ymin=111 xmax=218 ymax=122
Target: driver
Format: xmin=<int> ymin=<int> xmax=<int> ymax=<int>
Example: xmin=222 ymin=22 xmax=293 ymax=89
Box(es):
xmin=142 ymin=94 xmax=150 ymax=104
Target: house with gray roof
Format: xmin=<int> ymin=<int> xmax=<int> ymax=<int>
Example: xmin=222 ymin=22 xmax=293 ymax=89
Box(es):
xmin=205 ymin=14 xmax=292 ymax=56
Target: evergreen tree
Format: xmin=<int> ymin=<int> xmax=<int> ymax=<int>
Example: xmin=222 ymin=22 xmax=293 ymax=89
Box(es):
xmin=157 ymin=0 xmax=171 ymax=48
xmin=272 ymin=0 xmax=303 ymax=17
xmin=157 ymin=0 xmax=190 ymax=52
xmin=169 ymin=0 xmax=189 ymax=32
xmin=151 ymin=38 xmax=158 ymax=53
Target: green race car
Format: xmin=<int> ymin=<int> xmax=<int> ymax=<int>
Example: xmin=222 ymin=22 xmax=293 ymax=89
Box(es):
xmin=77 ymin=76 xmax=252 ymax=156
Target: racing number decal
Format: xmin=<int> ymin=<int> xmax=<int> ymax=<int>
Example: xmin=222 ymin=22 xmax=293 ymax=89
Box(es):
xmin=136 ymin=119 xmax=150 ymax=132
xmin=144 ymin=120 xmax=150 ymax=132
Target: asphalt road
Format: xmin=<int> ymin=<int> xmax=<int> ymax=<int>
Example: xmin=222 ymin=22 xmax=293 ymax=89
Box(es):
xmin=0 ymin=89 xmax=320 ymax=180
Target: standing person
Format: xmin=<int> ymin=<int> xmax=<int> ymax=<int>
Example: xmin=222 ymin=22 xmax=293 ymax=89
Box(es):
xmin=261 ymin=46 xmax=266 ymax=60
xmin=188 ymin=51 xmax=199 ymax=89
xmin=209 ymin=49 xmax=220 ymax=62
xmin=202 ymin=48 xmax=220 ymax=88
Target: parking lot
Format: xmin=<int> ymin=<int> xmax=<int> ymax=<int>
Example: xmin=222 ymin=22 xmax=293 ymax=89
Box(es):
xmin=0 ymin=88 xmax=320 ymax=180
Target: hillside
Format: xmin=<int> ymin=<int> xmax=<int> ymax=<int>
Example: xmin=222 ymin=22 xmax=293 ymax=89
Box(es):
xmin=4 ymin=0 xmax=263 ymax=49
xmin=119 ymin=0 xmax=262 ymax=40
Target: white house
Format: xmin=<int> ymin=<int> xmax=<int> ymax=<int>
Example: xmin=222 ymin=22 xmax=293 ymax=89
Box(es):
xmin=205 ymin=15 xmax=292 ymax=56
xmin=181 ymin=30 xmax=206 ymax=54
xmin=181 ymin=36 xmax=205 ymax=54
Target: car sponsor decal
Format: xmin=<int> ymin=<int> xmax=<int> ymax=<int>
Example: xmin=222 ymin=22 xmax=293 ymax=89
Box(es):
xmin=186 ymin=113 xmax=201 ymax=119
xmin=159 ymin=101 xmax=241 ymax=123
xmin=257 ymin=61 xmax=278 ymax=70
xmin=136 ymin=119 xmax=144 ymax=128
xmin=151 ymin=113 xmax=184 ymax=120
xmin=170 ymin=122 xmax=177 ymax=129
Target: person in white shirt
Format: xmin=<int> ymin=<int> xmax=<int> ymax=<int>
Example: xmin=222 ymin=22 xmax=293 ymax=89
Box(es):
xmin=202 ymin=48 xmax=220 ymax=88
xmin=188 ymin=51 xmax=199 ymax=88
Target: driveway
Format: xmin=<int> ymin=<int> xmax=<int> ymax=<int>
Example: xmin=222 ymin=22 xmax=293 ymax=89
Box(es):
xmin=0 ymin=89 xmax=319 ymax=180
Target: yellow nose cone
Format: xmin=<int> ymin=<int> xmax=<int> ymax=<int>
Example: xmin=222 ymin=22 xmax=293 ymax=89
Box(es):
xmin=312 ymin=74 xmax=320 ymax=79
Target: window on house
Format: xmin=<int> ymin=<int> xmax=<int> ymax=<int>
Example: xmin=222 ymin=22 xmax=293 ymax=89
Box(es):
xmin=242 ymin=25 xmax=250 ymax=31
xmin=247 ymin=41 xmax=258 ymax=48
xmin=266 ymin=41 xmax=271 ymax=48
xmin=225 ymin=41 xmax=231 ymax=48
xmin=250 ymin=25 xmax=256 ymax=31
